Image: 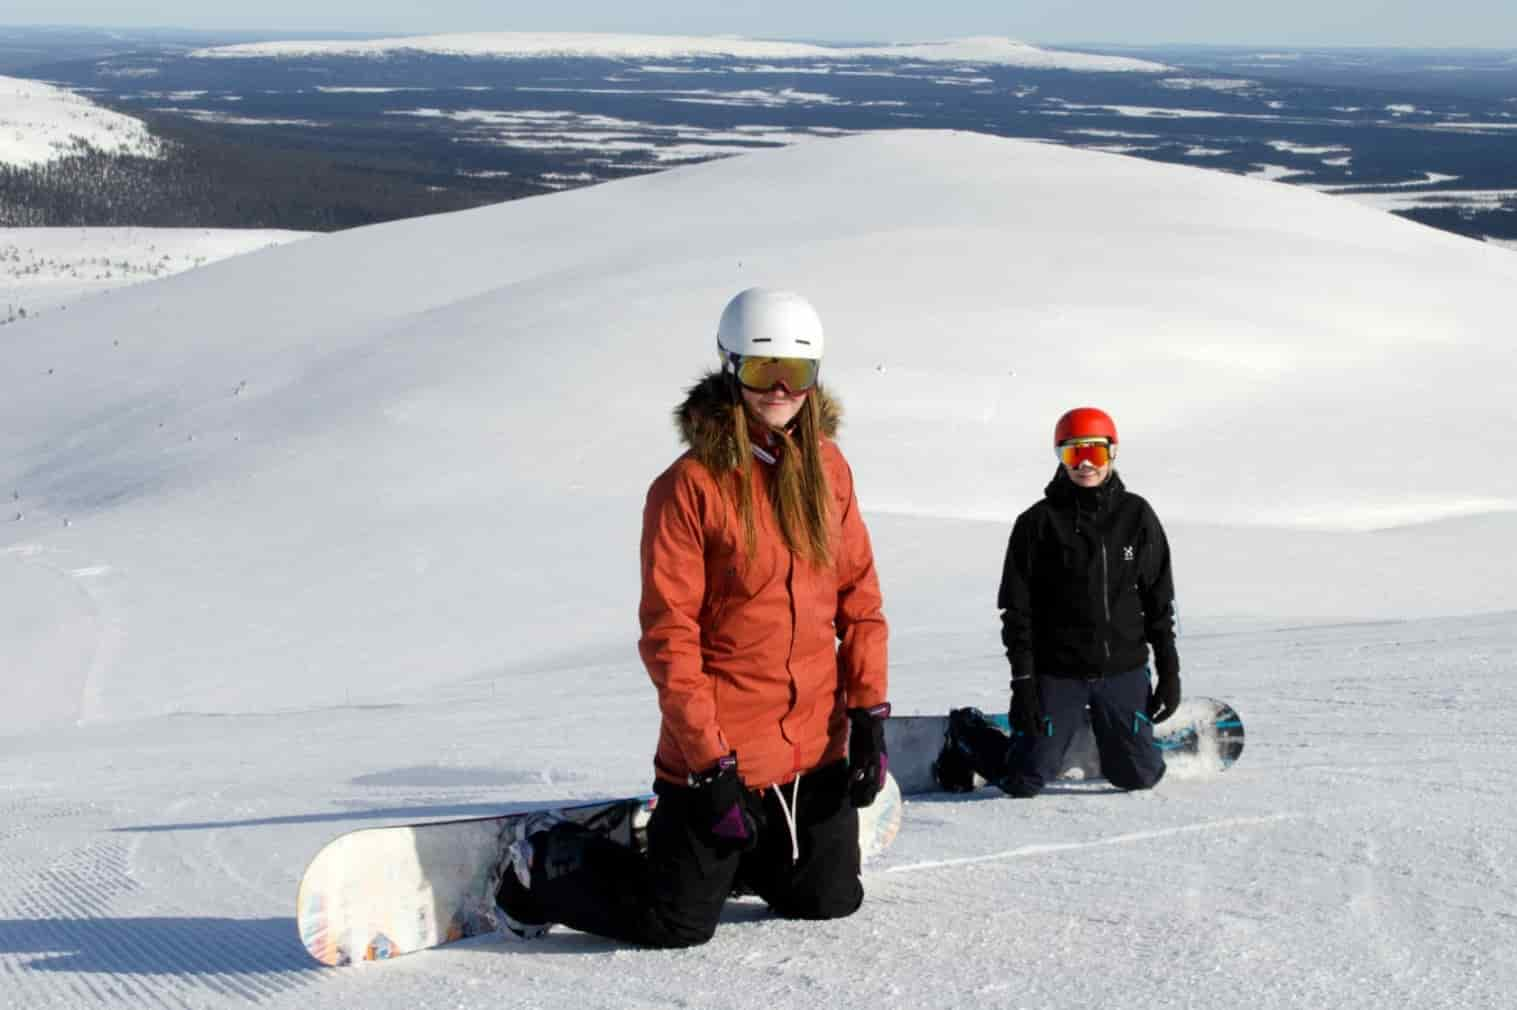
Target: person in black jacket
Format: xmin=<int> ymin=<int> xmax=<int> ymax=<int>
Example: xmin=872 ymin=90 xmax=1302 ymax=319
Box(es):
xmin=935 ymin=406 xmax=1180 ymax=797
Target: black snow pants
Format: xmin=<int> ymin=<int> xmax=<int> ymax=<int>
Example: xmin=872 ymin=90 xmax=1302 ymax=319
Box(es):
xmin=523 ymin=759 xmax=863 ymax=948
xmin=953 ymin=665 xmax=1166 ymax=796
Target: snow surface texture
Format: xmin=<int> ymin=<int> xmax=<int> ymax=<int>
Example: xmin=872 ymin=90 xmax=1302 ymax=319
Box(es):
xmin=1 ymin=228 xmax=311 ymax=325
xmin=190 ymin=32 xmax=1170 ymax=73
xmin=0 ymin=74 xmax=161 ymax=168
xmin=2 ymin=131 xmax=1515 ymax=1007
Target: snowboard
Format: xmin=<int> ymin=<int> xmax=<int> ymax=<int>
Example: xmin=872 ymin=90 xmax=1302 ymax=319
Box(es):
xmin=885 ymin=696 xmax=1244 ymax=796
xmin=296 ymin=772 xmax=903 ymax=965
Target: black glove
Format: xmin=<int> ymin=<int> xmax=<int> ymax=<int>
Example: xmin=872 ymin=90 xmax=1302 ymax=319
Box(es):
xmin=1009 ymin=674 xmax=1045 ymax=737
xmin=846 ymin=703 xmax=891 ymax=807
xmin=1148 ymin=667 xmax=1182 ymax=724
xmin=688 ymin=754 xmax=757 ymax=852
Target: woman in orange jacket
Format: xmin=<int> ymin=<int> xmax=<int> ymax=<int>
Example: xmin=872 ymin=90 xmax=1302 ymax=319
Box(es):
xmin=494 ymin=287 xmax=891 ymax=948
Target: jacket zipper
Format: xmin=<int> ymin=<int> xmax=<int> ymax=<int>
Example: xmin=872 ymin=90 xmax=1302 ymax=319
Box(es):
xmin=1101 ymin=539 xmax=1111 ymax=659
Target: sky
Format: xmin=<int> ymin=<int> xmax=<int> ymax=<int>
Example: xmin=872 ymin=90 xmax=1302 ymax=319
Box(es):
xmin=2 ymin=1 xmax=1517 ymax=48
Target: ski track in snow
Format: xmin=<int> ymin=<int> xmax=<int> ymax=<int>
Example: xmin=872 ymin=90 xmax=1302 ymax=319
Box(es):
xmin=886 ymin=812 xmax=1300 ymax=873
xmin=0 ymin=787 xmax=319 ymax=1006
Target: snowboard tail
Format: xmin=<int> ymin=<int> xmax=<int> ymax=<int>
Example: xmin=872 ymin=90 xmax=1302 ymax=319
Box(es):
xmin=297 ymin=794 xmax=653 ymax=966
xmin=296 ymin=772 xmax=902 ymax=965
xmin=1154 ymin=698 xmax=1244 ymax=767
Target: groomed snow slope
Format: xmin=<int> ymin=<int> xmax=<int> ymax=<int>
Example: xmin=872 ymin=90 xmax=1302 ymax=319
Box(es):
xmin=4 ymin=129 xmax=1513 ymax=731
xmin=2 ymin=131 xmax=1515 ymax=1010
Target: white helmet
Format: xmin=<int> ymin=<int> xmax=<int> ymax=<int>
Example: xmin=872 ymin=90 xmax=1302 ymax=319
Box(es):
xmin=716 ymin=288 xmax=825 ymax=361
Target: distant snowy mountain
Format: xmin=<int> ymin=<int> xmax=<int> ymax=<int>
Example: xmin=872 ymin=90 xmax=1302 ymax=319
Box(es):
xmin=190 ymin=31 xmax=1170 ymax=72
xmin=0 ymin=73 xmax=161 ymax=167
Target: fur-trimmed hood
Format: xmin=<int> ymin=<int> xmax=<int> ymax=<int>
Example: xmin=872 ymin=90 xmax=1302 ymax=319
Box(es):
xmin=674 ymin=371 xmax=841 ymax=473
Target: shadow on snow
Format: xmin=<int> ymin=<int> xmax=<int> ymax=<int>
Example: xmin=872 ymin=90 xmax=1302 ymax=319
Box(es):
xmin=0 ymin=915 xmax=320 ymax=977
xmin=112 ymin=798 xmax=613 ymax=834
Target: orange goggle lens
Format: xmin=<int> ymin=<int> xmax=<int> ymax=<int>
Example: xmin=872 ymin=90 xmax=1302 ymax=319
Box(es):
xmin=1057 ymin=440 xmax=1112 ymax=467
xmin=733 ymin=354 xmax=819 ymax=393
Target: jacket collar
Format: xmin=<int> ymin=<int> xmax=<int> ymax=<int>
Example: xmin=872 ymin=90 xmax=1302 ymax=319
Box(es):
xmin=1045 ymin=466 xmax=1124 ymax=516
xmin=674 ymin=371 xmax=840 ymax=474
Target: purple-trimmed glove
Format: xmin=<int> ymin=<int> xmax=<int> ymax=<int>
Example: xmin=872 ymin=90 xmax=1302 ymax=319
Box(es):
xmin=847 ymin=703 xmax=892 ymax=807
xmin=688 ymin=753 xmax=758 ymax=852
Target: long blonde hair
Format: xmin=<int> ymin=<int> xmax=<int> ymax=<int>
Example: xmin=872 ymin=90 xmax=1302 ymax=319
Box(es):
xmin=729 ymin=393 xmax=833 ymax=567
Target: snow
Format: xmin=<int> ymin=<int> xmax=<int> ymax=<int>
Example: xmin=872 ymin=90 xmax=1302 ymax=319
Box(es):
xmin=155 ymin=109 xmax=327 ymax=127
xmin=383 ymin=107 xmax=837 ymax=163
xmin=0 ymin=227 xmax=311 ymax=324
xmin=315 ymin=86 xmax=431 ymax=94
xmin=1041 ymin=99 xmax=1284 ymax=121
xmin=1331 ymin=187 xmax=1517 ymax=214
xmin=1157 ymin=77 xmax=1258 ymax=91
xmin=1266 ymin=140 xmax=1351 ymax=156
xmin=514 ymin=85 xmax=849 ymax=107
xmin=1063 ymin=129 xmax=1162 ymax=140
xmin=1427 ymin=121 xmax=1517 ymax=133
xmin=1246 ymin=163 xmax=1313 ymax=181
xmin=3 ymin=129 xmax=1516 ymax=1008
xmin=0 ymin=74 xmax=161 ymax=168
xmin=189 ymin=32 xmax=1170 ymax=73
xmin=1312 ymin=171 xmax=1462 ymax=193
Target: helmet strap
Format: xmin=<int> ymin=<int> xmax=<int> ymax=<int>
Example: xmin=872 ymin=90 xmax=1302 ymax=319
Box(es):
xmin=718 ymin=350 xmax=742 ymax=404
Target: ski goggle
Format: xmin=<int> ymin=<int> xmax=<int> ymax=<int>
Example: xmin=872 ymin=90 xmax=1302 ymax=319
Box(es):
xmin=726 ymin=353 xmax=820 ymax=393
xmin=1057 ymin=438 xmax=1114 ymax=468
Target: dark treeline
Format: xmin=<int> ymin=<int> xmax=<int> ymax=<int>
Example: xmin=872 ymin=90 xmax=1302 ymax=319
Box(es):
xmin=0 ymin=116 xmax=540 ymax=231
xmin=1400 ymin=205 xmax=1517 ymax=242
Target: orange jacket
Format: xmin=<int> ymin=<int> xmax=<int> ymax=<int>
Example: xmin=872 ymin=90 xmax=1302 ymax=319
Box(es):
xmin=638 ymin=375 xmax=889 ymax=789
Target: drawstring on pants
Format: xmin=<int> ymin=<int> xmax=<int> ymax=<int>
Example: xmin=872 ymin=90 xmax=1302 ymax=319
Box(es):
xmin=771 ymin=772 xmax=803 ymax=864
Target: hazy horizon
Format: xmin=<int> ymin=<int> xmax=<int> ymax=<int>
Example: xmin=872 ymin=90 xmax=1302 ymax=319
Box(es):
xmin=3 ymin=3 xmax=1517 ymax=49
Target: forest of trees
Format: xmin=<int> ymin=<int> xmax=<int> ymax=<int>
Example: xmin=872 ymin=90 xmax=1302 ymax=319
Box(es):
xmin=0 ymin=116 xmax=540 ymax=231
xmin=1400 ymin=204 xmax=1517 ymax=242
xmin=3 ymin=86 xmax=1513 ymax=242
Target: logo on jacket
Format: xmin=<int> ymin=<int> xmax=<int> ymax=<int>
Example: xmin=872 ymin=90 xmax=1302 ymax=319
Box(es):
xmin=1123 ymin=546 xmax=1135 ymax=561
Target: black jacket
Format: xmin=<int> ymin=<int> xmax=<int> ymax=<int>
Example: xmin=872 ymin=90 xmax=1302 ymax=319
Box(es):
xmin=998 ymin=469 xmax=1178 ymax=681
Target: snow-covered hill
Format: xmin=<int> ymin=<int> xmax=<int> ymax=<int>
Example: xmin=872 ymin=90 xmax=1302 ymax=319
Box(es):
xmin=190 ymin=31 xmax=1170 ymax=72
xmin=4 ymin=128 xmax=1515 ymax=730
xmin=2 ymin=130 xmax=1514 ymax=1010
xmin=1 ymin=228 xmax=310 ymax=325
xmin=0 ymin=74 xmax=161 ymax=167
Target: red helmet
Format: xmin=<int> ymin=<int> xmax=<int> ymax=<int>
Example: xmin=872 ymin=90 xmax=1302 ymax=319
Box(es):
xmin=1054 ymin=407 xmax=1118 ymax=445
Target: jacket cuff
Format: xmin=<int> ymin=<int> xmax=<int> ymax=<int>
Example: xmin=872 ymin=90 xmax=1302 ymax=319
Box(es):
xmin=686 ymin=727 xmax=730 ymax=773
xmin=846 ymin=686 xmax=889 ymax=711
